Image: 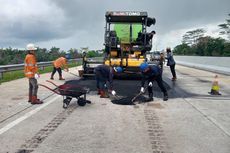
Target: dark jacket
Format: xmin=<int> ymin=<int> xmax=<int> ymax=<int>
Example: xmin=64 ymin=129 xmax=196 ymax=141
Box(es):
xmin=141 ymin=65 xmax=161 ymax=87
xmin=166 ymin=52 xmax=175 ymax=66
xmin=95 ymin=65 xmax=114 ymax=89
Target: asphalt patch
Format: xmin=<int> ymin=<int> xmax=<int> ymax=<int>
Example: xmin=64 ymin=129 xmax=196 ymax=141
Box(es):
xmin=65 ymin=78 xmax=171 ymax=105
xmin=197 ymin=78 xmax=212 ymax=83
xmin=111 ymin=96 xmax=135 ymax=105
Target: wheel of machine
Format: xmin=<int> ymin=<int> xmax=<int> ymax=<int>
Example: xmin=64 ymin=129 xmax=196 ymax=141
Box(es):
xmin=63 ymin=102 xmax=67 ymax=109
xmin=77 ymin=98 xmax=86 ymax=106
xmin=63 ymin=98 xmax=71 ymax=109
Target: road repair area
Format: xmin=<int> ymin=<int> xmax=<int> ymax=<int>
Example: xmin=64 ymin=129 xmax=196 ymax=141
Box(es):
xmin=0 ymin=65 xmax=230 ymax=153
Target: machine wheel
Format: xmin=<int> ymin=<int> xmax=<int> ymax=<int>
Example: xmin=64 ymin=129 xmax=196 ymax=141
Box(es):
xmin=63 ymin=97 xmax=72 ymax=109
xmin=77 ymin=98 xmax=86 ymax=106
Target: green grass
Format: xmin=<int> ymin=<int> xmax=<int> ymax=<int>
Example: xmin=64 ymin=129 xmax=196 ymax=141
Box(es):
xmin=0 ymin=61 xmax=81 ymax=84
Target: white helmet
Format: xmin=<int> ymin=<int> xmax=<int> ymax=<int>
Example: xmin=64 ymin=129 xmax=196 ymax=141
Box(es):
xmin=26 ymin=43 xmax=37 ymax=51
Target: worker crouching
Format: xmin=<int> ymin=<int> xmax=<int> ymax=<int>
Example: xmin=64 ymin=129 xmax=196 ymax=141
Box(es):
xmin=94 ymin=65 xmax=122 ymax=98
xmin=140 ymin=62 xmax=168 ymax=101
xmin=50 ymin=57 xmax=69 ymax=80
xmin=24 ymin=43 xmax=43 ymax=104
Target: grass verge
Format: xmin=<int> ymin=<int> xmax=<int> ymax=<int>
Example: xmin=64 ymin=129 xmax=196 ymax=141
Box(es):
xmin=0 ymin=61 xmax=81 ymax=84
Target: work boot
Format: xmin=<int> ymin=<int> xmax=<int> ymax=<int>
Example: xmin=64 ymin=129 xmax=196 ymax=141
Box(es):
xmin=31 ymin=96 xmax=43 ymax=104
xmin=145 ymin=97 xmax=153 ymax=102
xmin=97 ymin=89 xmax=101 ymax=95
xmin=145 ymin=93 xmax=153 ymax=102
xmin=59 ymin=76 xmax=65 ymax=80
xmin=100 ymin=91 xmax=109 ymax=98
xmin=163 ymin=92 xmax=168 ymax=101
xmin=28 ymin=95 xmax=32 ymax=103
xmin=50 ymin=74 xmax=54 ymax=80
xmin=172 ymin=77 xmax=177 ymax=81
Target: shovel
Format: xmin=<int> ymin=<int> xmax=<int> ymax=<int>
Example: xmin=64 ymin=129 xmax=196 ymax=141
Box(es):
xmin=63 ymin=69 xmax=79 ymax=77
xmin=131 ymin=87 xmax=147 ymax=102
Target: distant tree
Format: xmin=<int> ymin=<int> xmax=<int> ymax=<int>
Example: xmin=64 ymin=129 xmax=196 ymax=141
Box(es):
xmin=68 ymin=48 xmax=81 ymax=59
xmin=218 ymin=13 xmax=230 ymax=40
xmin=223 ymin=42 xmax=230 ymax=56
xmin=174 ymin=43 xmax=192 ymax=55
xmin=49 ymin=46 xmax=61 ymax=60
xmin=182 ymin=28 xmax=206 ymax=45
xmin=207 ymin=37 xmax=225 ymax=56
xmin=182 ymin=34 xmax=192 ymax=45
xmin=196 ymin=36 xmax=210 ymax=56
xmin=80 ymin=47 xmax=89 ymax=53
xmin=0 ymin=46 xmax=104 ymax=65
xmin=175 ymin=36 xmax=227 ymax=56
xmin=87 ymin=50 xmax=98 ymax=58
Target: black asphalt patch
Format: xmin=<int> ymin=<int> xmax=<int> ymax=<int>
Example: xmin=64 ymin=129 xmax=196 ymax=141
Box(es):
xmin=197 ymin=78 xmax=212 ymax=83
xmin=65 ymin=78 xmax=171 ymax=105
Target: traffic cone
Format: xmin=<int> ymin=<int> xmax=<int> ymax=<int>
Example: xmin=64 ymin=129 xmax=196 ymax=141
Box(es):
xmin=209 ymin=75 xmax=221 ymax=95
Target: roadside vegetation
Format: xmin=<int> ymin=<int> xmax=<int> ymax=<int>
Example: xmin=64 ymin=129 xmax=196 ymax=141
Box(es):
xmin=174 ymin=14 xmax=230 ymax=56
xmin=0 ymin=61 xmax=81 ymax=84
xmin=0 ymin=46 xmax=103 ymax=83
xmin=0 ymin=47 xmax=103 ymax=65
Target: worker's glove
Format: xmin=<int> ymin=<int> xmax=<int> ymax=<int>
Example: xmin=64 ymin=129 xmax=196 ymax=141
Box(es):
xmin=64 ymin=68 xmax=69 ymax=72
xmin=140 ymin=87 xmax=145 ymax=93
xmin=34 ymin=73 xmax=40 ymax=79
xmin=104 ymin=84 xmax=107 ymax=89
xmin=111 ymin=90 xmax=116 ymax=96
xmin=148 ymin=82 xmax=153 ymax=87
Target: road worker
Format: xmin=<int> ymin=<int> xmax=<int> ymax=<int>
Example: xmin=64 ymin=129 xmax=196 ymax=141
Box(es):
xmin=139 ymin=62 xmax=168 ymax=101
xmin=82 ymin=52 xmax=87 ymax=73
xmin=146 ymin=30 xmax=156 ymax=44
xmin=94 ymin=65 xmax=122 ymax=98
xmin=158 ymin=52 xmax=165 ymax=74
xmin=50 ymin=57 xmax=69 ymax=80
xmin=166 ymin=47 xmax=177 ymax=81
xmin=24 ymin=43 xmax=43 ymax=104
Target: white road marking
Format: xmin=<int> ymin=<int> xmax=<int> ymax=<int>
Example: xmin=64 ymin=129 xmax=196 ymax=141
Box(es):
xmin=0 ymin=95 xmax=61 ymax=135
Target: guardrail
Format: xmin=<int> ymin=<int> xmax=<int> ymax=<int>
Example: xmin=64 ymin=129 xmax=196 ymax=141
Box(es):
xmin=174 ymin=56 xmax=230 ymax=76
xmin=0 ymin=59 xmax=82 ymax=79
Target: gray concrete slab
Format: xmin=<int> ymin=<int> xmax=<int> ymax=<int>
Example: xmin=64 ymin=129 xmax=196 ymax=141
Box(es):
xmin=0 ymin=65 xmax=229 ymax=153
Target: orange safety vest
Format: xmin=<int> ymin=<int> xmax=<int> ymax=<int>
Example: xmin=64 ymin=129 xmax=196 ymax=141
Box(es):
xmin=24 ymin=54 xmax=38 ymax=78
xmin=53 ymin=57 xmax=67 ymax=68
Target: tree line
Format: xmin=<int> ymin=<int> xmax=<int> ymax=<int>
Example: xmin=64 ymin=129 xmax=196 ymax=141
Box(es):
xmin=174 ymin=14 xmax=230 ymax=56
xmin=0 ymin=47 xmax=103 ymax=65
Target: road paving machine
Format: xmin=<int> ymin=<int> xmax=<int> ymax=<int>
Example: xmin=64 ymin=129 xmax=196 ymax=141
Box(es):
xmin=82 ymin=11 xmax=156 ymax=76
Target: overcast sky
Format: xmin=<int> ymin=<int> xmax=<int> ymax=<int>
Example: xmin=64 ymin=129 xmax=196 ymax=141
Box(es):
xmin=0 ymin=0 xmax=229 ymax=51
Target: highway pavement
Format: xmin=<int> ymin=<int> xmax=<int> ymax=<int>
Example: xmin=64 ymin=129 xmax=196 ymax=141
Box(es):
xmin=0 ymin=65 xmax=229 ymax=153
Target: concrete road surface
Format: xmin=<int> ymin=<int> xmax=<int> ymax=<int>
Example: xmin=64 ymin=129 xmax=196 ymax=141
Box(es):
xmin=0 ymin=65 xmax=229 ymax=153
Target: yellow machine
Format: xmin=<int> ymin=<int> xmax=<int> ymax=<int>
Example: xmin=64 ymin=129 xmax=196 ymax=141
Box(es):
xmin=104 ymin=11 xmax=156 ymax=73
xmin=82 ymin=11 xmax=155 ymax=76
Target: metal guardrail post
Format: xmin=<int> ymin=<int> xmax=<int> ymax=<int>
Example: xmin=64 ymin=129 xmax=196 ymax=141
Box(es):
xmin=0 ymin=72 xmax=3 ymax=80
xmin=0 ymin=58 xmax=82 ymax=80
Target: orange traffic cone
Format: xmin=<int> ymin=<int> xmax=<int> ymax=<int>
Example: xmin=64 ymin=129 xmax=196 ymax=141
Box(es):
xmin=209 ymin=75 xmax=221 ymax=95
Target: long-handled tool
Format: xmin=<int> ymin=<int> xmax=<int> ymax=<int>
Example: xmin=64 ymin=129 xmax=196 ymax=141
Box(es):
xmin=63 ymin=69 xmax=79 ymax=77
xmin=131 ymin=87 xmax=148 ymax=102
xmin=68 ymin=71 xmax=79 ymax=77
